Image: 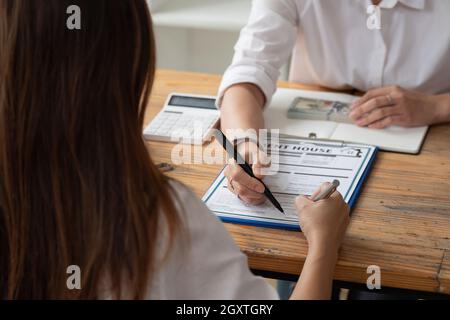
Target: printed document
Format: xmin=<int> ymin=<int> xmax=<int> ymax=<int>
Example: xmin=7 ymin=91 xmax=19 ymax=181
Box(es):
xmin=203 ymin=137 xmax=377 ymax=229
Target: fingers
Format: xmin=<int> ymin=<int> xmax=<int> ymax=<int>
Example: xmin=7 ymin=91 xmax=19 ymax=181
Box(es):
xmin=248 ymin=147 xmax=271 ymax=165
xmin=349 ymin=95 xmax=392 ymax=120
xmin=354 ymin=106 xmax=402 ymax=127
xmin=238 ymin=141 xmax=268 ymax=164
xmin=351 ymin=95 xmax=396 ymax=120
xmin=328 ymin=188 xmax=344 ymax=203
xmin=367 ymin=115 xmax=404 ymax=129
xmin=252 ymin=165 xmax=264 ymax=180
xmin=295 ymin=190 xmax=349 ymax=220
xmin=232 ymin=182 xmax=266 ymax=205
xmin=236 ymin=141 xmax=271 ymax=179
xmin=225 ymin=175 xmax=266 ymax=205
xmin=351 ymin=86 xmax=402 ymax=110
xmin=224 ymin=141 xmax=271 ymax=205
xmin=294 ymin=195 xmax=312 ymax=211
xmin=329 ymin=191 xmax=350 ymax=214
xmin=349 ymin=86 xmax=406 ymax=128
xmin=250 ymin=148 xmax=271 ymax=179
xmin=224 ymin=160 xmax=266 ymax=204
xmin=296 ymin=182 xmax=348 ymax=207
xmin=309 ymin=182 xmax=331 ymax=200
xmin=227 ymin=161 xmax=265 ymax=193
xmin=296 ymin=182 xmax=334 ymax=210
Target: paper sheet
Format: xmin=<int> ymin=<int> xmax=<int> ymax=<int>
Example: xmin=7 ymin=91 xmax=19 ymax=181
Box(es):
xmin=203 ymin=137 xmax=377 ymax=229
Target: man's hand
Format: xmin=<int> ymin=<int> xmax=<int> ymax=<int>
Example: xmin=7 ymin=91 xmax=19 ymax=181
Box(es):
xmin=349 ymin=86 xmax=441 ymax=129
xmin=223 ymin=141 xmax=270 ymax=205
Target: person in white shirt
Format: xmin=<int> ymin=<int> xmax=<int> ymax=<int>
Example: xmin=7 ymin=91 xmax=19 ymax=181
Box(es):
xmin=218 ymin=0 xmax=450 ymax=205
xmin=0 ymin=0 xmax=349 ymax=300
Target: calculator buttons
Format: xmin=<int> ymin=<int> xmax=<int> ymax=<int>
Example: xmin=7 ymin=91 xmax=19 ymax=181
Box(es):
xmin=143 ymin=95 xmax=219 ymax=145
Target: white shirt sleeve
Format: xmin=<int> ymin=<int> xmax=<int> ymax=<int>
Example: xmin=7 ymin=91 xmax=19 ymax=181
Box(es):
xmin=217 ymin=0 xmax=299 ymax=108
xmin=153 ymin=181 xmax=279 ymax=300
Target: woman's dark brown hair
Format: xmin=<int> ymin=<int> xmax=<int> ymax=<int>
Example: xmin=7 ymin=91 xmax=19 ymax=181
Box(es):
xmin=0 ymin=0 xmax=178 ymax=299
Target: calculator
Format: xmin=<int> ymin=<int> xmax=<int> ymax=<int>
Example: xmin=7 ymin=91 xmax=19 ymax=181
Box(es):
xmin=143 ymin=93 xmax=220 ymax=145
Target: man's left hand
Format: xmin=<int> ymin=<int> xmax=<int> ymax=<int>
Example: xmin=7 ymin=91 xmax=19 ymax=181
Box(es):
xmin=349 ymin=86 xmax=439 ymax=129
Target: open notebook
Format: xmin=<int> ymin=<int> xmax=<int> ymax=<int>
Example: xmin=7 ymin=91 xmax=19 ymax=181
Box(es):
xmin=265 ymin=88 xmax=428 ymax=154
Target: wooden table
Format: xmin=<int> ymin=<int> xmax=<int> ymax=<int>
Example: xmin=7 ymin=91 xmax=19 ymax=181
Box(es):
xmin=145 ymin=70 xmax=450 ymax=297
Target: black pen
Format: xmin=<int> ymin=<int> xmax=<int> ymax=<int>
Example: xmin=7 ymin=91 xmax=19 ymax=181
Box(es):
xmin=213 ymin=129 xmax=285 ymax=214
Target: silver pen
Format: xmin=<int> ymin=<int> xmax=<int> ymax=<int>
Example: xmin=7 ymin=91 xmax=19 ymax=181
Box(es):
xmin=311 ymin=180 xmax=340 ymax=202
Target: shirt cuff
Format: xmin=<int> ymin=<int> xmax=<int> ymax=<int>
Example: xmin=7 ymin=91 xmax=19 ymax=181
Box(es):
xmin=216 ymin=64 xmax=278 ymax=109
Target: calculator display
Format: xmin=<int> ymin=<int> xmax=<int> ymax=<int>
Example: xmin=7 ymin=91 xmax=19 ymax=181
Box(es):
xmin=169 ymin=95 xmax=216 ymax=110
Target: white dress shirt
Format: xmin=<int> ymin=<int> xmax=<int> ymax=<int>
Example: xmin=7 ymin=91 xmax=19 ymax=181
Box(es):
xmin=146 ymin=181 xmax=279 ymax=300
xmin=218 ymin=0 xmax=450 ymax=106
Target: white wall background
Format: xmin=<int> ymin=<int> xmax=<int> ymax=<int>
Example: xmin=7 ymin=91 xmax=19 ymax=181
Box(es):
xmin=154 ymin=27 xmax=240 ymax=75
xmin=148 ymin=0 xmax=290 ymax=78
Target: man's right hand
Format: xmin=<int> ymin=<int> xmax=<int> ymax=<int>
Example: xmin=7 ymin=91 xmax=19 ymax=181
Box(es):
xmin=223 ymin=141 xmax=270 ymax=205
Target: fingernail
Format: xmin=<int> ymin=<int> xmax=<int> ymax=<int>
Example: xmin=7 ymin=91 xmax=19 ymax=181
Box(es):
xmin=350 ymin=100 xmax=359 ymax=109
xmin=349 ymin=111 xmax=356 ymax=119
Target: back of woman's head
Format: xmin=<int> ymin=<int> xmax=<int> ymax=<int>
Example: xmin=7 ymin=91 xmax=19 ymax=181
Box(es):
xmin=0 ymin=0 xmax=178 ymax=299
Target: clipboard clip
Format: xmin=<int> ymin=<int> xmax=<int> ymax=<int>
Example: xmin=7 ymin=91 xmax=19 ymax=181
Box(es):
xmin=307 ymin=132 xmax=345 ymax=147
xmin=278 ymin=133 xmax=346 ymax=147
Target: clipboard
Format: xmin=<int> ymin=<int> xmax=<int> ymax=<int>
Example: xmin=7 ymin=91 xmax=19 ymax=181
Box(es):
xmin=202 ymin=136 xmax=378 ymax=231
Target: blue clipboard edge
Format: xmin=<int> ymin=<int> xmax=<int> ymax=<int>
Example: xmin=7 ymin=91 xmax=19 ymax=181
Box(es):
xmin=202 ymin=146 xmax=379 ymax=232
xmin=218 ymin=216 xmax=300 ymax=231
xmin=347 ymin=146 xmax=379 ymax=210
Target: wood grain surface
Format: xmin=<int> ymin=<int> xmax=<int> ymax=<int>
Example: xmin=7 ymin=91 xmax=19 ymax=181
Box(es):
xmin=145 ymin=70 xmax=450 ymax=294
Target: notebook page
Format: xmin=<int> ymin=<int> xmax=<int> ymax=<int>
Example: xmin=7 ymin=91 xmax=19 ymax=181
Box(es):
xmin=331 ymin=124 xmax=428 ymax=154
xmin=266 ymin=88 xmax=357 ymax=139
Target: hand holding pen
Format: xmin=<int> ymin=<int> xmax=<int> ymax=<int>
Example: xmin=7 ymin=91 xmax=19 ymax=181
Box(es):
xmin=223 ymin=143 xmax=271 ymax=205
xmin=311 ymin=180 xmax=340 ymax=202
xmin=294 ymin=181 xmax=350 ymax=254
xmin=216 ymin=135 xmax=260 ymax=190
xmin=215 ymin=130 xmax=284 ymax=214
